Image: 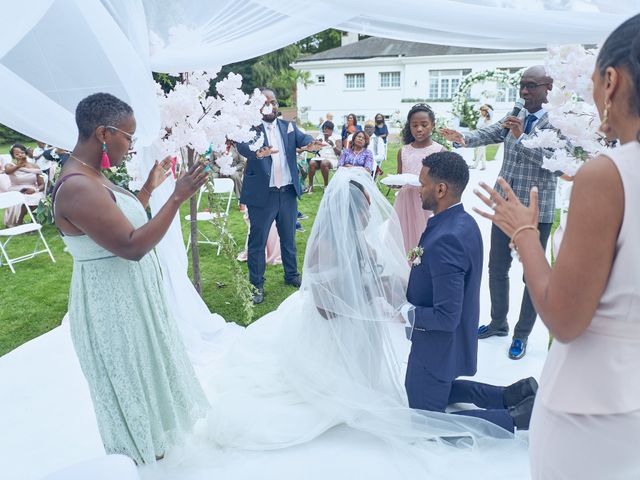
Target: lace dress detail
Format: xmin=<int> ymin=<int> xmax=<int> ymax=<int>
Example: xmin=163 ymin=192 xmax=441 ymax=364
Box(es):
xmin=60 ymin=187 xmax=209 ymax=464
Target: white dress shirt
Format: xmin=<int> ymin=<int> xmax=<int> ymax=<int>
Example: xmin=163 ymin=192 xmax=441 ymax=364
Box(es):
xmin=263 ymin=120 xmax=292 ymax=187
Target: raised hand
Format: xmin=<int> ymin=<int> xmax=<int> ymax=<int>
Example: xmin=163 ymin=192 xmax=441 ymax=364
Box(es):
xmin=173 ymin=161 xmax=209 ymax=203
xmin=472 ymin=177 xmax=539 ymax=238
xmin=255 ymin=146 xmax=279 ymax=159
xmin=145 ymin=156 xmax=173 ymax=191
xmin=438 ymin=128 xmax=466 ymax=146
xmin=300 ymin=140 xmax=327 ymax=152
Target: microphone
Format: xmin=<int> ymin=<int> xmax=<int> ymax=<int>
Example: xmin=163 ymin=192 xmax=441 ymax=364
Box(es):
xmin=502 ymin=98 xmax=525 ymax=136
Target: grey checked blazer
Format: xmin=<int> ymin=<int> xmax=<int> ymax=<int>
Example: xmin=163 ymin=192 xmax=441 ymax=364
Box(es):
xmin=463 ymin=111 xmax=558 ymax=224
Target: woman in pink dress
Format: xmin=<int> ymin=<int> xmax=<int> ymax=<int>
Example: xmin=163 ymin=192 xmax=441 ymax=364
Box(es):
xmin=394 ymin=104 xmax=445 ymax=253
xmin=3 ymin=144 xmax=45 ymax=227
xmin=474 ymin=14 xmax=640 ymax=478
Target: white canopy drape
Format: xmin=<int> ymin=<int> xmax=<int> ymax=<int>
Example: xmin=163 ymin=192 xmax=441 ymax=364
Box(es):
xmin=0 ymin=0 xmax=637 ymax=358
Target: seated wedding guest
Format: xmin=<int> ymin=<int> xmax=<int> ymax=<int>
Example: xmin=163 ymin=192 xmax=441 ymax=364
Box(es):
xmin=341 ymin=113 xmax=361 ymax=148
xmin=374 ymin=113 xmax=389 ymax=143
xmin=474 ymin=14 xmax=640 ymax=478
xmin=338 ymin=130 xmax=373 ymax=174
xmin=395 ymin=104 xmax=445 ymax=253
xmin=3 ymin=143 xmax=45 ymax=227
xmin=308 ymin=120 xmax=341 ymax=193
xmin=52 ymin=92 xmax=209 ymax=465
xmin=363 ymin=120 xmax=386 ymax=170
xmin=405 ymin=151 xmax=537 ymax=433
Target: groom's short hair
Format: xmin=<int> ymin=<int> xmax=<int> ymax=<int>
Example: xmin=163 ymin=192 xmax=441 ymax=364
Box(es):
xmin=422 ymin=151 xmax=469 ymax=198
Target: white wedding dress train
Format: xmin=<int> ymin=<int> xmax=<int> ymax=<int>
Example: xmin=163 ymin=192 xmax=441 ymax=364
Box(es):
xmin=146 ymin=169 xmax=529 ymax=478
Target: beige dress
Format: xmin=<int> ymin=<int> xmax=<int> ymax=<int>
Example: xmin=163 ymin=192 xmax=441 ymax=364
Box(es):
xmin=530 ymin=141 xmax=640 ymax=479
xmin=4 ymin=165 xmax=44 ymax=227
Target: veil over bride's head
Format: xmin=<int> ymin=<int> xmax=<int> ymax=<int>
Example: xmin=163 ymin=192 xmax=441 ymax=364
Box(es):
xmin=302 ymin=168 xmax=409 ymax=323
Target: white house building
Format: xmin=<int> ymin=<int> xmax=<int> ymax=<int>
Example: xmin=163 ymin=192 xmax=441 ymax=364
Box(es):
xmin=292 ymin=35 xmax=548 ymax=128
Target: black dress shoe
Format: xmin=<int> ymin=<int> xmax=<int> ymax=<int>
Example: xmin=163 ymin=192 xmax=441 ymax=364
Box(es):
xmin=508 ymin=395 xmax=535 ymax=430
xmin=478 ymin=324 xmax=509 ymax=339
xmin=252 ymin=287 xmax=264 ymax=305
xmin=284 ymin=275 xmax=302 ymax=288
xmin=503 ymin=377 xmax=539 ymax=407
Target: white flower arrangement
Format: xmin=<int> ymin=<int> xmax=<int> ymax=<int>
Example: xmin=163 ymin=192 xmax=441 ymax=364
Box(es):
xmin=407 ymin=246 xmax=424 ymax=267
xmin=154 ymin=70 xmax=265 ymax=170
xmin=522 ymin=45 xmax=603 ymax=175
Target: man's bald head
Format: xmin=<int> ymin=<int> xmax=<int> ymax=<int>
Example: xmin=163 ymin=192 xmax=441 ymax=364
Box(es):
xmin=523 ymin=65 xmax=552 ymax=84
xmin=520 ymin=65 xmax=553 ymax=112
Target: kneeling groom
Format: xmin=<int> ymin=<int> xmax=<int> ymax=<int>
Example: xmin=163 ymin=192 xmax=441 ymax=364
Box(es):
xmin=404 ymin=151 xmax=537 ymax=432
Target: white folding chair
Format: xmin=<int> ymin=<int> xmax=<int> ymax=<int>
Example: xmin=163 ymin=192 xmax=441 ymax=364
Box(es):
xmin=0 ymin=191 xmax=56 ymax=273
xmin=184 ymin=177 xmax=234 ymax=255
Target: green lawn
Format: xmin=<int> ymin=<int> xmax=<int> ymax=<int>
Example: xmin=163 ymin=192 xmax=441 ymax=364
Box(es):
xmin=0 ymin=143 xmax=404 ymax=355
xmin=0 ymin=140 xmax=509 ymax=356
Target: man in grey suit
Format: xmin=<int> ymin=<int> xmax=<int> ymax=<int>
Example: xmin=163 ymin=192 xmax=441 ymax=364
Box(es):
xmin=440 ymin=65 xmax=558 ymax=360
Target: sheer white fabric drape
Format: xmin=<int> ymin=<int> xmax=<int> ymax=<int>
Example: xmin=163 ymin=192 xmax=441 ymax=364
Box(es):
xmin=0 ymin=0 xmax=634 ymax=354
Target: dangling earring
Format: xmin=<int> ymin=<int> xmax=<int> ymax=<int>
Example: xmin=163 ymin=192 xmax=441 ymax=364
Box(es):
xmin=599 ymin=101 xmax=611 ymax=135
xmin=101 ymin=142 xmax=111 ymax=169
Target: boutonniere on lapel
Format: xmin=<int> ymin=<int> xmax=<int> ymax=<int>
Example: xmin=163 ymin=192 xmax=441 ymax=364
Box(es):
xmin=407 ymin=246 xmax=424 ymax=267
xmin=287 ymin=122 xmax=294 ymax=134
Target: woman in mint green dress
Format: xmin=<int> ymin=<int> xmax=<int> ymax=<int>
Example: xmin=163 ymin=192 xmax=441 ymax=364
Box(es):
xmin=53 ymin=93 xmax=210 ymax=464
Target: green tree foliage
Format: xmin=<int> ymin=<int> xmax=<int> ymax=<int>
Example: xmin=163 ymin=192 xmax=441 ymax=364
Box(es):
xmin=0 ymin=124 xmax=31 ymax=145
xmin=216 ymin=29 xmax=342 ymax=107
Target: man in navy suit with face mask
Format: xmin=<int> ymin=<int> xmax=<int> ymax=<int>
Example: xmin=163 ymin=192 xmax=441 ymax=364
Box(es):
xmin=236 ymin=88 xmax=323 ymax=304
xmin=404 ymin=151 xmax=537 ymax=433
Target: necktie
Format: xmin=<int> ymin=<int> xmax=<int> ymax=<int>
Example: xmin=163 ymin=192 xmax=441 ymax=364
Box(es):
xmin=267 ymin=123 xmax=283 ymax=188
xmin=524 ymin=114 xmax=537 ymax=135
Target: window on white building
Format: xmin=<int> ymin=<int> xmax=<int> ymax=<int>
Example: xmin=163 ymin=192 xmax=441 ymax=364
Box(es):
xmin=379 ymin=71 xmax=400 ymax=88
xmin=316 ymin=74 xmax=325 ymax=84
xmin=345 ymin=73 xmax=365 ymax=90
xmin=428 ymin=69 xmax=471 ymax=100
xmin=496 ymin=68 xmax=520 ymax=103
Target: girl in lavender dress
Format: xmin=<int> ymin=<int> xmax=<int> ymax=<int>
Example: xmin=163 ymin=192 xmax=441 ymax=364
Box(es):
xmin=394 ymin=104 xmax=445 ymax=254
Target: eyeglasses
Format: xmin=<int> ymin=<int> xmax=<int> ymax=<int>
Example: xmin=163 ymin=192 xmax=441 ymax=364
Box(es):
xmin=519 ymin=82 xmax=551 ymax=91
xmin=106 ymin=125 xmax=137 ymax=146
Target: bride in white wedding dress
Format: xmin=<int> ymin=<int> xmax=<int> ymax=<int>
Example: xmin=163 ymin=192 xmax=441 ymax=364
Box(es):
xmin=184 ymin=168 xmax=527 ymax=477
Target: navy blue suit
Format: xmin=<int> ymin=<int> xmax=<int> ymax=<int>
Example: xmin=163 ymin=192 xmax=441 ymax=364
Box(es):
xmin=405 ymin=204 xmax=513 ymax=432
xmin=236 ymin=119 xmax=313 ymax=288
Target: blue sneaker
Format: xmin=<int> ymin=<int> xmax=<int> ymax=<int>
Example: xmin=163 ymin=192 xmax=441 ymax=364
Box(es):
xmin=508 ymin=338 xmax=528 ymax=360
xmin=295 ymin=222 xmax=305 ymax=233
xmin=297 ymin=211 xmax=308 ymax=220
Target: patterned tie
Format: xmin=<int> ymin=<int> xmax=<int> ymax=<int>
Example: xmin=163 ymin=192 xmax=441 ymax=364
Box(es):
xmin=524 ymin=114 xmax=537 ymax=135
xmin=267 ymin=123 xmax=283 ymax=188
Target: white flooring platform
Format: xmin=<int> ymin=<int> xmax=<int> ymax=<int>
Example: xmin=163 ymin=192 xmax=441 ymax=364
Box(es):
xmin=0 ymin=151 xmax=549 ymax=479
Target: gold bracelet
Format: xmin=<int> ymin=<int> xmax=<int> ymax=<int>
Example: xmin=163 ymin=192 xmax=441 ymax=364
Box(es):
xmin=140 ymin=186 xmax=152 ymax=197
xmin=509 ymin=225 xmax=539 ymax=255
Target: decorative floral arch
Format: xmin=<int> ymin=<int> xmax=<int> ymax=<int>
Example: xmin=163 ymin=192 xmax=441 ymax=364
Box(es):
xmin=451 ymin=68 xmax=524 ymax=115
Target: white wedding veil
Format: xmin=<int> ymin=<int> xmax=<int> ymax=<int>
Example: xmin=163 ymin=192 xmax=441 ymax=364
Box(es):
xmin=204 ymin=168 xmax=526 ymax=476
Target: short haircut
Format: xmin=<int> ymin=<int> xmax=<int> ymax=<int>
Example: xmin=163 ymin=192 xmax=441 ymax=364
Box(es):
xmin=75 ymin=93 xmax=133 ymax=141
xmin=351 ymin=130 xmax=370 ymax=148
xmin=322 ymin=120 xmax=335 ymax=131
xmin=422 ymin=151 xmax=469 ymax=198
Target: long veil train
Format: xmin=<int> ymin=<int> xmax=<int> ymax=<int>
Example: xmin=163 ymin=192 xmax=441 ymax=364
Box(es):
xmin=166 ymin=168 xmax=527 ymax=476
